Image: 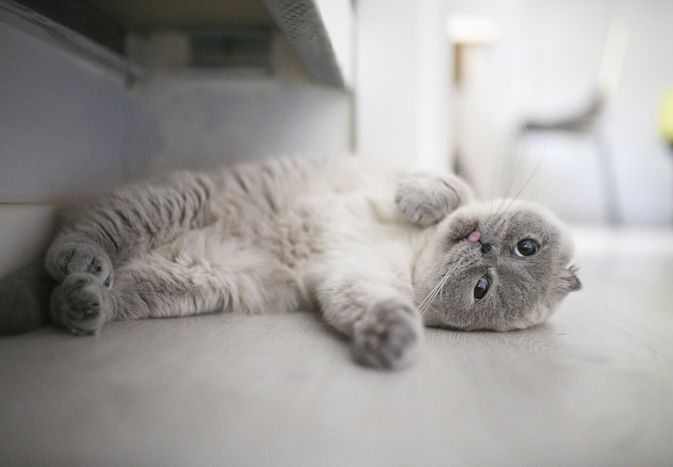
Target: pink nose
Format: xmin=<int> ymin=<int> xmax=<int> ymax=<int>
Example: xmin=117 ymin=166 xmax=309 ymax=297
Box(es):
xmin=467 ymin=231 xmax=481 ymax=243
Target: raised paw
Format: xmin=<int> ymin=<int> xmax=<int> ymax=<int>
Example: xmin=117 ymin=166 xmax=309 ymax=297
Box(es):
xmin=50 ymin=273 xmax=111 ymax=335
xmin=352 ymin=300 xmax=423 ymax=370
xmin=395 ymin=174 xmax=472 ymax=226
xmin=45 ymin=241 xmax=113 ymax=287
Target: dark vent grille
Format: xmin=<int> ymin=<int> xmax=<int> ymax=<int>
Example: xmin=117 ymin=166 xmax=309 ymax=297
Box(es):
xmin=189 ymin=28 xmax=272 ymax=71
xmin=262 ymin=0 xmax=345 ymax=87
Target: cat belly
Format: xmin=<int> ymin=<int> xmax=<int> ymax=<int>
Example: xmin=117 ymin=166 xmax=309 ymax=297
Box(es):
xmin=149 ymin=223 xmax=310 ymax=314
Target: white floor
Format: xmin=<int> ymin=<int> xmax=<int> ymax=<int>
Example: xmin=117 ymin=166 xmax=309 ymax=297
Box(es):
xmin=1 ymin=227 xmax=672 ymax=466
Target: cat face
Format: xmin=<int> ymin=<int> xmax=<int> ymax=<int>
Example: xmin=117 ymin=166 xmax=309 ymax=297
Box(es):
xmin=418 ymin=200 xmax=580 ymax=331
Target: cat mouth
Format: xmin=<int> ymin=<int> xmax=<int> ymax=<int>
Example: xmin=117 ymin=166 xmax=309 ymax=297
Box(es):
xmin=450 ymin=223 xmax=480 ymax=243
xmin=444 ymin=211 xmax=481 ymax=246
xmin=465 ymin=230 xmax=481 ymax=244
xmin=445 ymin=225 xmax=481 ymax=253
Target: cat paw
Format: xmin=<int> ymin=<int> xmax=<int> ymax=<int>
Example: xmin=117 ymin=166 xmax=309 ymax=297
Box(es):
xmin=45 ymin=241 xmax=113 ymax=287
xmin=352 ymin=300 xmax=422 ymax=370
xmin=50 ymin=273 xmax=111 ymax=335
xmin=395 ymin=175 xmax=471 ymax=226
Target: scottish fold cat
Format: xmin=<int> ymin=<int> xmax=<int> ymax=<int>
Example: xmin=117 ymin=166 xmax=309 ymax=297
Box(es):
xmin=0 ymin=155 xmax=580 ymax=369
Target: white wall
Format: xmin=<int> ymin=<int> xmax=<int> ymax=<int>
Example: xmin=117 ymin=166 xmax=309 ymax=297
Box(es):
xmin=127 ymin=34 xmax=351 ymax=173
xmin=0 ymin=21 xmax=352 ymax=274
xmin=0 ymin=23 xmax=131 ymax=274
xmin=356 ymin=0 xmax=452 ymax=171
xmin=448 ymin=0 xmax=673 ymax=225
xmin=0 ymin=23 xmax=130 ymax=201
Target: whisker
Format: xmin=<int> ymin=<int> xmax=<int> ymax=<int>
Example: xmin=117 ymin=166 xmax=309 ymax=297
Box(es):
xmin=419 ymin=281 xmax=445 ymax=315
xmin=418 ymin=277 xmax=443 ymax=312
xmin=487 ymin=150 xmax=501 ymax=221
xmin=419 ymin=268 xmax=453 ymax=315
xmin=497 ymin=153 xmax=543 ymax=221
xmin=418 ymin=258 xmax=466 ymax=316
xmin=421 ymin=281 xmax=449 ymax=316
xmin=504 ymin=131 xmax=526 ymax=199
xmin=490 ymin=129 xmax=527 ymax=224
xmin=434 ymin=270 xmax=454 ymax=300
xmin=494 ymin=131 xmax=547 ymax=223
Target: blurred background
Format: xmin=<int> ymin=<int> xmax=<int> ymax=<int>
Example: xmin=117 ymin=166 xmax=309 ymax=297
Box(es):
xmin=1 ymin=0 xmax=673 ymax=272
xmin=2 ymin=3 xmax=673 ymax=466
xmin=446 ymin=0 xmax=673 ymax=226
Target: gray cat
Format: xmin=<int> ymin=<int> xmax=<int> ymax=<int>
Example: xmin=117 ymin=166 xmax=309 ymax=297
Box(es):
xmin=0 ymin=155 xmax=580 ymax=369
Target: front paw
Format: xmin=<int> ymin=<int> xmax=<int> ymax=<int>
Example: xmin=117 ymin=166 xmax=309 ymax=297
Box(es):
xmin=50 ymin=273 xmax=111 ymax=335
xmin=352 ymin=300 xmax=422 ymax=370
xmin=45 ymin=241 xmax=113 ymax=287
xmin=395 ymin=174 xmax=471 ymax=226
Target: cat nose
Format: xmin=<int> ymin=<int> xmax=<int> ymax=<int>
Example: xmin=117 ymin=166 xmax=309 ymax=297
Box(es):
xmin=480 ymin=242 xmax=493 ymax=254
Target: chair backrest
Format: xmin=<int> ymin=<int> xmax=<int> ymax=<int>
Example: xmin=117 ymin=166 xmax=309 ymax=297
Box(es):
xmin=596 ymin=20 xmax=631 ymax=102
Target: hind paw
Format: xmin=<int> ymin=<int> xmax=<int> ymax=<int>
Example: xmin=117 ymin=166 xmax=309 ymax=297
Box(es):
xmin=50 ymin=273 xmax=111 ymax=335
xmin=45 ymin=241 xmax=113 ymax=287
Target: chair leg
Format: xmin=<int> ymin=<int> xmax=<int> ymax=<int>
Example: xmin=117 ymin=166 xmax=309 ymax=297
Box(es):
xmin=593 ymin=134 xmax=621 ymax=224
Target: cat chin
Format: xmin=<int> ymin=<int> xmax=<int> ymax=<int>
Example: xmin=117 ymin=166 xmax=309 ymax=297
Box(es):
xmin=424 ymin=317 xmax=546 ymax=333
xmin=422 ymin=303 xmax=555 ymax=332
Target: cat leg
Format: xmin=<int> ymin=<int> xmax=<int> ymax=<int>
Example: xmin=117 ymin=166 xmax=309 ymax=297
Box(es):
xmin=395 ymin=173 xmax=473 ymax=226
xmin=50 ymin=238 xmax=305 ymax=335
xmin=45 ymin=172 xmax=214 ymax=286
xmin=314 ymin=269 xmax=423 ymax=369
xmin=49 ymin=263 xmax=224 ymax=336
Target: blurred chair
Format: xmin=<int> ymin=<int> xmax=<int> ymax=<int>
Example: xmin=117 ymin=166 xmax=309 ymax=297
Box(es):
xmin=660 ymin=89 xmax=673 ymax=151
xmin=518 ymin=21 xmax=630 ymax=225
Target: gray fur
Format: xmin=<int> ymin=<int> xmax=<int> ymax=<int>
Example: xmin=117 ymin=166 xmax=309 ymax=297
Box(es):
xmin=416 ymin=201 xmax=581 ymax=331
xmin=395 ymin=172 xmax=473 ymax=225
xmin=50 ymin=273 xmax=109 ymax=335
xmin=45 ymin=171 xmax=214 ymax=285
xmin=0 ymin=155 xmax=580 ymax=369
xmin=0 ymin=262 xmax=54 ymax=335
xmin=352 ymin=299 xmax=422 ymax=369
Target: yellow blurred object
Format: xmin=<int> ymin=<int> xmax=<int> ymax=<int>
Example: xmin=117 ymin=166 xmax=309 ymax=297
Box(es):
xmin=660 ymin=89 xmax=673 ymax=143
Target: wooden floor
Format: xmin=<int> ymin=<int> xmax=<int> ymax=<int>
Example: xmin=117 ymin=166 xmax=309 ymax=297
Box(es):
xmin=1 ymin=228 xmax=672 ymax=466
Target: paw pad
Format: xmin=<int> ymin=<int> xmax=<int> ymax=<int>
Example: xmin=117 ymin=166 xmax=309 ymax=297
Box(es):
xmin=50 ymin=273 xmax=109 ymax=336
xmin=352 ymin=300 xmax=422 ymax=369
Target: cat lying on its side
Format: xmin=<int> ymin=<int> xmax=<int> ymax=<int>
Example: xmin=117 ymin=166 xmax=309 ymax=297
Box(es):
xmin=0 ymin=155 xmax=580 ymax=369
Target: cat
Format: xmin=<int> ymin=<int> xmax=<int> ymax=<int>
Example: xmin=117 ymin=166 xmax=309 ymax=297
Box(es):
xmin=0 ymin=155 xmax=580 ymax=369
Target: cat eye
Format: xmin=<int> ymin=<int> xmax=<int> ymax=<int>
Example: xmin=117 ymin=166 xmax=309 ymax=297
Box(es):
xmin=515 ymin=239 xmax=539 ymax=257
xmin=473 ymin=275 xmax=490 ymax=300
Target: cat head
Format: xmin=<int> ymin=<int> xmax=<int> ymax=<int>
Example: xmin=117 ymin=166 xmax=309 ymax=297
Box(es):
xmin=416 ymin=200 xmax=580 ymax=331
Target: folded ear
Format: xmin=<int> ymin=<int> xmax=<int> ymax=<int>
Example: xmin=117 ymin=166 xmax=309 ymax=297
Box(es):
xmin=559 ymin=265 xmax=582 ymax=293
